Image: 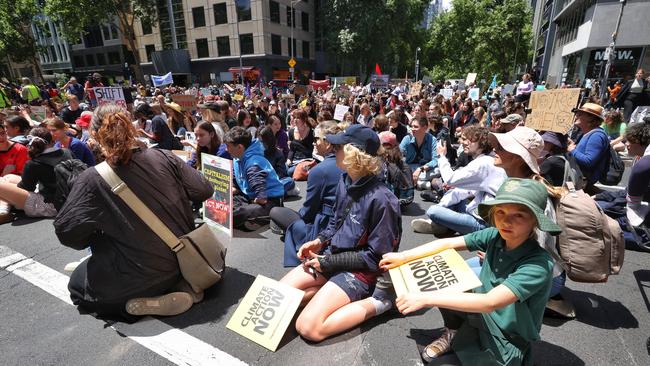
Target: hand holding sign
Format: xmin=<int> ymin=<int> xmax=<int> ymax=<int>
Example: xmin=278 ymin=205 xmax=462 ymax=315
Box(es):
xmin=396 ymin=292 xmax=434 ymax=315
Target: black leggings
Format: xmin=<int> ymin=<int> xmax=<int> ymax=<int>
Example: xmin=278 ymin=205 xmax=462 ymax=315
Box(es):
xmin=269 ymin=207 xmax=301 ymax=231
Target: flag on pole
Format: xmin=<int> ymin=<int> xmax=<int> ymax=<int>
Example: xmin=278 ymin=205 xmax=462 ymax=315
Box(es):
xmin=489 ymin=74 xmax=497 ymax=90
xmin=245 ymin=82 xmax=251 ymax=98
xmin=375 ymin=63 xmax=382 ymax=76
xmin=151 ymin=72 xmax=173 ymax=87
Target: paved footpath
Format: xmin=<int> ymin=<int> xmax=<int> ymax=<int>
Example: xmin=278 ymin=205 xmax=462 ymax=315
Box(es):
xmin=1 ymin=180 xmax=649 ymax=366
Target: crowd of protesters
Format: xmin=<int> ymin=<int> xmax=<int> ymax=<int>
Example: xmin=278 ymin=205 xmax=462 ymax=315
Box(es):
xmin=1 ymin=69 xmax=649 ymax=366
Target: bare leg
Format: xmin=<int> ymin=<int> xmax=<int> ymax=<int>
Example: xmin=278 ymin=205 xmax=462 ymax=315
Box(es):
xmin=295 ymin=282 xmax=378 ymax=342
xmin=0 ymin=182 xmax=29 ymax=209
xmin=280 ymin=265 xmax=328 ymax=305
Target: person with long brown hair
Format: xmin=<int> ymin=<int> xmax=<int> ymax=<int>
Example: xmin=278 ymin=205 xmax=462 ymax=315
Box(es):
xmin=43 ymin=117 xmax=95 ymax=166
xmin=185 ymin=121 xmax=231 ymax=170
xmin=54 ymin=103 xmax=213 ymax=321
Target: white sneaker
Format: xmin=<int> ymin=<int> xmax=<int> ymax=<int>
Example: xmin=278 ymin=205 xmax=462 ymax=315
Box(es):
xmin=411 ymin=218 xmax=435 ymax=234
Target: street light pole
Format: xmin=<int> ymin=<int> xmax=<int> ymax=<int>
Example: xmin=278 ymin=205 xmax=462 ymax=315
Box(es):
xmin=290 ymin=0 xmax=301 ymax=82
xmin=415 ymin=47 xmax=421 ymax=82
xmin=600 ymin=0 xmax=627 ymax=104
xmin=234 ymin=3 xmax=244 ymax=85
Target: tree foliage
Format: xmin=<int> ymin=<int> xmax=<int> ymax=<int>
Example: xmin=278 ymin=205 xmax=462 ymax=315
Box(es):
xmin=323 ymin=0 xmax=429 ymax=80
xmin=0 ymin=0 xmax=43 ymax=79
xmin=44 ymin=0 xmax=158 ymax=81
xmin=422 ymin=0 xmax=532 ymax=83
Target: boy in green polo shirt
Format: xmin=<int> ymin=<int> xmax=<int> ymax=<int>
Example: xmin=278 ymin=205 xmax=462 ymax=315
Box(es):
xmin=380 ymin=178 xmax=561 ymax=366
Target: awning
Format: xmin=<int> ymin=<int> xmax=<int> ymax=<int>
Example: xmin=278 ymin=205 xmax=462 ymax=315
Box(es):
xmin=228 ymin=66 xmax=256 ymax=73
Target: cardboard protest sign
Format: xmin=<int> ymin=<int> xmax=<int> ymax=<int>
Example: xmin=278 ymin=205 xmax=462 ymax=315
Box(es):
xmin=527 ymin=88 xmax=581 ymax=134
xmin=94 ymin=87 xmax=126 ymax=107
xmin=465 ymin=73 xmax=477 ymax=85
xmin=468 ymin=88 xmax=480 ymax=101
xmin=30 ymin=106 xmax=47 ymax=121
xmin=409 ymin=81 xmax=422 ymax=98
xmin=333 ymin=104 xmax=350 ymax=121
xmin=171 ymin=94 xmax=197 ymax=111
xmin=440 ymin=88 xmax=454 ymax=99
xmin=389 ymin=249 xmax=482 ymax=298
xmin=202 ymin=153 xmax=233 ymax=237
xmin=227 ymin=275 xmax=304 ymax=351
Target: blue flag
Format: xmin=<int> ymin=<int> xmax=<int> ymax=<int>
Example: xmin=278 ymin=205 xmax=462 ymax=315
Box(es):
xmin=489 ymin=74 xmax=497 ymax=90
xmin=151 ymin=72 xmax=173 ymax=87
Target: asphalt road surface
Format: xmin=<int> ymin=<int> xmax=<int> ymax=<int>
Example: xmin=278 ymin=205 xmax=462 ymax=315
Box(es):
xmin=1 ymin=176 xmax=649 ymax=366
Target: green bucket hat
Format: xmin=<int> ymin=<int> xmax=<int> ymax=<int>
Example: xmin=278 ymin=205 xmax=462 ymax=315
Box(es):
xmin=478 ymin=178 xmax=562 ymax=235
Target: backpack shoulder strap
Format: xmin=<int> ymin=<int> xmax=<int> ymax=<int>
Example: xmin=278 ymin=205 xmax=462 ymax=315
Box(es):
xmin=95 ymin=162 xmax=184 ymax=252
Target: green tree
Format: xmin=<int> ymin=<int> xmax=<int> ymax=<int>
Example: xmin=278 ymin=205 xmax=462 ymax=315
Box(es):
xmin=422 ymin=0 xmax=532 ymax=84
xmin=0 ymin=0 xmax=44 ymax=81
xmin=323 ymin=0 xmax=428 ymax=81
xmin=44 ymin=0 xmax=158 ymax=82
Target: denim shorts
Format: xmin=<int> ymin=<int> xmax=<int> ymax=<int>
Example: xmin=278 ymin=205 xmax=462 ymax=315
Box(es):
xmin=328 ymin=272 xmax=370 ymax=302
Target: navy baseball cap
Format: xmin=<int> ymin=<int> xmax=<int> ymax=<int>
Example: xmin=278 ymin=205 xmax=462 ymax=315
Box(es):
xmin=325 ymin=124 xmax=380 ymax=156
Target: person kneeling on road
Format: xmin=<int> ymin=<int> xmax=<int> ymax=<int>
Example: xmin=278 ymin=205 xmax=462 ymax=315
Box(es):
xmin=381 ymin=178 xmax=560 ymax=365
xmin=225 ymin=126 xmax=285 ymax=231
xmin=54 ymin=103 xmax=214 ymax=322
xmin=280 ymin=124 xmax=402 ymax=342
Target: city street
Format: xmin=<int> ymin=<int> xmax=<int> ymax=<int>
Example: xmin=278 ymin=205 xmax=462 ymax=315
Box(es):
xmin=1 ymin=180 xmax=649 ymax=366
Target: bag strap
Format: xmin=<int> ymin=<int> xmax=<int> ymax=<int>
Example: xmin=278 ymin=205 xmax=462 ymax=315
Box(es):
xmin=95 ymin=162 xmax=185 ymax=252
xmin=557 ymin=155 xmax=572 ymax=187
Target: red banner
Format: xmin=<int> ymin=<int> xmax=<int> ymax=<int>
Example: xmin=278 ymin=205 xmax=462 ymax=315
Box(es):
xmin=309 ymin=79 xmax=330 ymax=91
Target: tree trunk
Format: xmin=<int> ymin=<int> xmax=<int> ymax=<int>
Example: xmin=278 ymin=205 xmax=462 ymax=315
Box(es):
xmin=116 ymin=11 xmax=144 ymax=84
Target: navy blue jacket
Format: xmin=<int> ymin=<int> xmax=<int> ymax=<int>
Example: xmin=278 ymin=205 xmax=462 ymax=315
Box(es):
xmin=317 ymin=173 xmax=401 ymax=283
xmin=283 ymin=153 xmax=343 ymax=266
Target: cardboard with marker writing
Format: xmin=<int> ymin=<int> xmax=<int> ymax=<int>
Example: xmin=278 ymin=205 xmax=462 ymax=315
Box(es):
xmin=226 ymin=275 xmax=304 ymax=351
xmin=389 ymin=249 xmax=482 ymax=297
xmin=527 ymin=88 xmax=581 ymax=134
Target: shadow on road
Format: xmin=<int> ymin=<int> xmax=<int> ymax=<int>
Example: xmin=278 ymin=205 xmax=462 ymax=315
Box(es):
xmin=532 ymin=341 xmax=586 ymax=365
xmin=634 ymin=270 xmax=650 ymax=313
xmin=543 ymin=288 xmax=638 ymax=330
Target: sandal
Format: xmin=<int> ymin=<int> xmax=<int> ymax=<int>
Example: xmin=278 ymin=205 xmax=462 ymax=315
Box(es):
xmin=421 ymin=327 xmax=456 ymax=363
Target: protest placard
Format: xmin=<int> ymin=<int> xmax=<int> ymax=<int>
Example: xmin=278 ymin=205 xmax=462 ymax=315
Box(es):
xmin=202 ymin=153 xmax=233 ymax=237
xmin=30 ymin=106 xmax=47 ymax=121
xmin=409 ymin=81 xmax=422 ymax=98
xmin=502 ymin=84 xmax=514 ymax=95
xmin=171 ymin=94 xmax=197 ymax=111
xmin=294 ymin=85 xmax=307 ymax=96
xmin=371 ymin=74 xmax=389 ymax=90
xmin=527 ymin=88 xmax=581 ymax=134
xmin=468 ymin=88 xmax=480 ymax=101
xmin=440 ymin=88 xmax=454 ymax=99
xmin=94 ymin=87 xmax=126 ymax=107
xmin=465 ymin=73 xmax=477 ymax=85
xmin=331 ymin=76 xmax=357 ymax=86
xmin=389 ymin=249 xmax=482 ymax=298
xmin=333 ymin=104 xmax=350 ymax=121
xmin=227 ymin=275 xmax=304 ymax=351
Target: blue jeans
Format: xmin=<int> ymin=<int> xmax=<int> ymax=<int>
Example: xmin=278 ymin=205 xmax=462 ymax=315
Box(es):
xmin=426 ymin=201 xmax=486 ymax=235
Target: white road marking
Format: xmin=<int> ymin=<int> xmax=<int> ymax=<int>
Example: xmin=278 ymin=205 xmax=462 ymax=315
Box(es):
xmin=0 ymin=248 xmax=247 ymax=366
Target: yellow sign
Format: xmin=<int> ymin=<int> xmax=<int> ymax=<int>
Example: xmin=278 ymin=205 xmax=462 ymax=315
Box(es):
xmin=288 ymin=58 xmax=297 ymax=68
xmin=389 ymin=249 xmax=482 ymax=297
xmin=226 ymin=275 xmax=304 ymax=351
xmin=527 ymin=88 xmax=581 ymax=134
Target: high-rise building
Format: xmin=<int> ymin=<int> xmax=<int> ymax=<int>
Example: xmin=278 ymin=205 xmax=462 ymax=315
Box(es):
xmin=31 ymin=16 xmax=73 ymax=76
xmin=532 ymin=0 xmax=650 ymax=87
xmin=422 ymin=0 xmax=444 ymax=29
xmin=134 ymin=0 xmax=317 ymax=85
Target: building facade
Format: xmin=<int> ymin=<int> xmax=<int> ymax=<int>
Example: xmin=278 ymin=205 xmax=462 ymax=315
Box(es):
xmin=134 ymin=0 xmax=317 ymax=85
xmin=32 ymin=16 xmax=73 ymax=77
xmin=532 ymin=0 xmax=650 ymax=87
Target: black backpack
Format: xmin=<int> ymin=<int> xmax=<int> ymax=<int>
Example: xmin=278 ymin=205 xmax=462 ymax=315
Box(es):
xmin=52 ymin=159 xmax=89 ymax=210
xmin=599 ymin=144 xmax=625 ymax=186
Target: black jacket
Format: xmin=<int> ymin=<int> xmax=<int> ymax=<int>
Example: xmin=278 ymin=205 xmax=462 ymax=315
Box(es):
xmin=18 ymin=148 xmax=72 ymax=203
xmin=614 ymin=79 xmax=650 ymax=107
xmin=54 ymin=148 xmax=213 ymax=302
